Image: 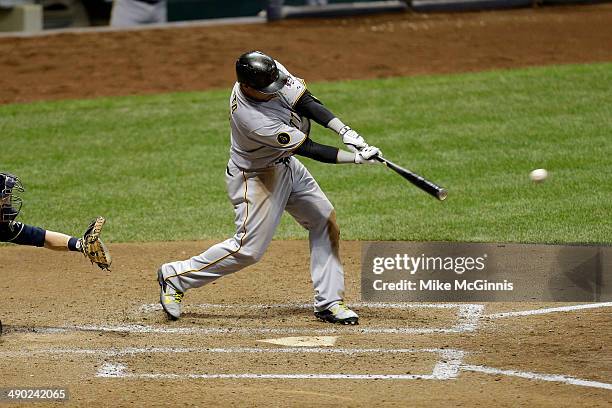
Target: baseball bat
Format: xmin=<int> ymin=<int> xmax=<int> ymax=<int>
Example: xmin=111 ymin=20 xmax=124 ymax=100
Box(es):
xmin=375 ymin=156 xmax=448 ymax=201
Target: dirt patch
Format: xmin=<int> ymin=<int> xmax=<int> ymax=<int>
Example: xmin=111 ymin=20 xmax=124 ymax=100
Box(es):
xmin=0 ymin=241 xmax=611 ymax=407
xmin=1 ymin=4 xmax=612 ymax=105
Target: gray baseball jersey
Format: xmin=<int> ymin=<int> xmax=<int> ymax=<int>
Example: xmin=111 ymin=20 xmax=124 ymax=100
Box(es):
xmin=229 ymin=62 xmax=310 ymax=170
xmin=159 ymin=62 xmax=346 ymax=311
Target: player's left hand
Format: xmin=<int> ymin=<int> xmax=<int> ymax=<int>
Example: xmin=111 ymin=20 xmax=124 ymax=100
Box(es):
xmin=341 ymin=127 xmax=368 ymax=152
xmin=80 ymin=216 xmax=112 ymax=271
xmin=355 ymin=145 xmax=382 ymax=164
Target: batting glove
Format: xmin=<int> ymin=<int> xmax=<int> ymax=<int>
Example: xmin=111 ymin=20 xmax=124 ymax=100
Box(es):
xmin=340 ymin=126 xmax=368 ymax=152
xmin=355 ymin=145 xmax=382 ymax=165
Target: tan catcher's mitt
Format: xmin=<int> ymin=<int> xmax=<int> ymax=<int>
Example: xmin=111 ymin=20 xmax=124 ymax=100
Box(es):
xmin=80 ymin=216 xmax=112 ymax=271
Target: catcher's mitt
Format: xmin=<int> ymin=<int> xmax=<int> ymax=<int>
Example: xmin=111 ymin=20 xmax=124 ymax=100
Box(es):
xmin=79 ymin=216 xmax=112 ymax=271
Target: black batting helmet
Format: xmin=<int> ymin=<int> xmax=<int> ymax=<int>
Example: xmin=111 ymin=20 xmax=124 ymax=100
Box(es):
xmin=235 ymin=51 xmax=287 ymax=94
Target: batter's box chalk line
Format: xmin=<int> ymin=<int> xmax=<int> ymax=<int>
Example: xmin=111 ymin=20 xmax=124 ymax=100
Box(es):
xmin=1 ymin=346 xmax=610 ymax=389
xmin=460 ymin=365 xmax=612 ymax=390
xmin=10 ymin=302 xmax=610 ymax=337
xmin=88 ymin=347 xmax=612 ymax=389
xmin=129 ymin=302 xmax=485 ymax=335
xmin=485 ymin=302 xmax=612 ymax=319
xmin=4 ymin=303 xmax=612 ymax=389
xmin=93 ymin=347 xmax=466 ymax=381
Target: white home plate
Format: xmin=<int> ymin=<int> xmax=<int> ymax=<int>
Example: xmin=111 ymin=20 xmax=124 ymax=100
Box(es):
xmin=257 ymin=336 xmax=338 ymax=347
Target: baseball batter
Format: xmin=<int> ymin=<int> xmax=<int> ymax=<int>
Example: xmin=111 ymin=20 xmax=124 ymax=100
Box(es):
xmin=158 ymin=51 xmax=381 ymax=325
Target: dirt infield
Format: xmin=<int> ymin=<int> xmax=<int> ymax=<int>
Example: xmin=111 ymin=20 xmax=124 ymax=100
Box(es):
xmin=1 ymin=4 xmax=612 ymax=407
xmin=1 ymin=4 xmax=612 ymax=104
xmin=0 ymin=242 xmax=611 ymax=406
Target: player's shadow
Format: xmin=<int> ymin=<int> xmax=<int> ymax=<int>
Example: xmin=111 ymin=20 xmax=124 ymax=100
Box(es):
xmin=181 ymin=307 xmax=312 ymax=321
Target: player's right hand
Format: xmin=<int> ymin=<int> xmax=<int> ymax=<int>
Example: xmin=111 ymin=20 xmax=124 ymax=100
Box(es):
xmin=340 ymin=126 xmax=368 ymax=152
xmin=355 ymin=145 xmax=382 ymax=164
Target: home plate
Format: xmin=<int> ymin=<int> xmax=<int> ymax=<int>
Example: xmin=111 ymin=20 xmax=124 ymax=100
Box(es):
xmin=257 ymin=336 xmax=338 ymax=347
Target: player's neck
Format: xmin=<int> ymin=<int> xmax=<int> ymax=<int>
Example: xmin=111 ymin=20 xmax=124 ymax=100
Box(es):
xmin=239 ymin=84 xmax=275 ymax=102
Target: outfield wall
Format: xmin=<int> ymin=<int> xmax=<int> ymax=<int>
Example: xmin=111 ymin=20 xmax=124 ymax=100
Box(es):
xmin=169 ymin=0 xmax=611 ymax=22
xmin=410 ymin=0 xmax=607 ymax=12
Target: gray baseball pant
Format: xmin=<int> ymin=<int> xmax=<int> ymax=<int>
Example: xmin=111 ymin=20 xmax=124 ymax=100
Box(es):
xmin=160 ymin=156 xmax=345 ymax=311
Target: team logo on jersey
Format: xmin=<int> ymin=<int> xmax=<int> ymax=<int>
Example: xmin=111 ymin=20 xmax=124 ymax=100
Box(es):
xmin=277 ymin=133 xmax=291 ymax=146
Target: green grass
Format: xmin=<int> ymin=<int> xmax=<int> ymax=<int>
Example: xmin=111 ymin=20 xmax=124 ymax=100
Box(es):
xmin=1 ymin=63 xmax=610 ymax=244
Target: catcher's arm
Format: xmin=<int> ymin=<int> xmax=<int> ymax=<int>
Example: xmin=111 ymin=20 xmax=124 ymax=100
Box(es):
xmin=79 ymin=216 xmax=112 ymax=271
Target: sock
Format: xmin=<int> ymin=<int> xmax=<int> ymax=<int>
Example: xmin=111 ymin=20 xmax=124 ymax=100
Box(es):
xmin=68 ymin=237 xmax=80 ymax=252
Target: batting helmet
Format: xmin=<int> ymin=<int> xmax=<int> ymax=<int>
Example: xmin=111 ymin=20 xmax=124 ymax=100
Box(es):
xmin=235 ymin=51 xmax=287 ymax=94
xmin=0 ymin=172 xmax=24 ymax=223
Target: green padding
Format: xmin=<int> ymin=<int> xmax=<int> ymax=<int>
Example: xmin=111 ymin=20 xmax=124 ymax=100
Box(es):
xmin=168 ymin=0 xmax=265 ymax=21
xmin=168 ymin=0 xmax=374 ymax=21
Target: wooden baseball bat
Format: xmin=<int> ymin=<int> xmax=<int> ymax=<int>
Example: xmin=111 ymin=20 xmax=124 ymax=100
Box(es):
xmin=375 ymin=156 xmax=448 ymax=201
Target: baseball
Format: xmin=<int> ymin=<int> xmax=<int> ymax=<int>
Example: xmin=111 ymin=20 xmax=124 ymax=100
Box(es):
xmin=529 ymin=168 xmax=548 ymax=182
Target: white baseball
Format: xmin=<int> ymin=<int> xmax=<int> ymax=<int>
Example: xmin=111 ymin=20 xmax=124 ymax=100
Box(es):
xmin=529 ymin=168 xmax=548 ymax=182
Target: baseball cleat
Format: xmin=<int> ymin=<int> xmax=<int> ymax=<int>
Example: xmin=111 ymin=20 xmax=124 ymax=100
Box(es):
xmin=157 ymin=267 xmax=183 ymax=321
xmin=314 ymin=302 xmax=359 ymax=325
